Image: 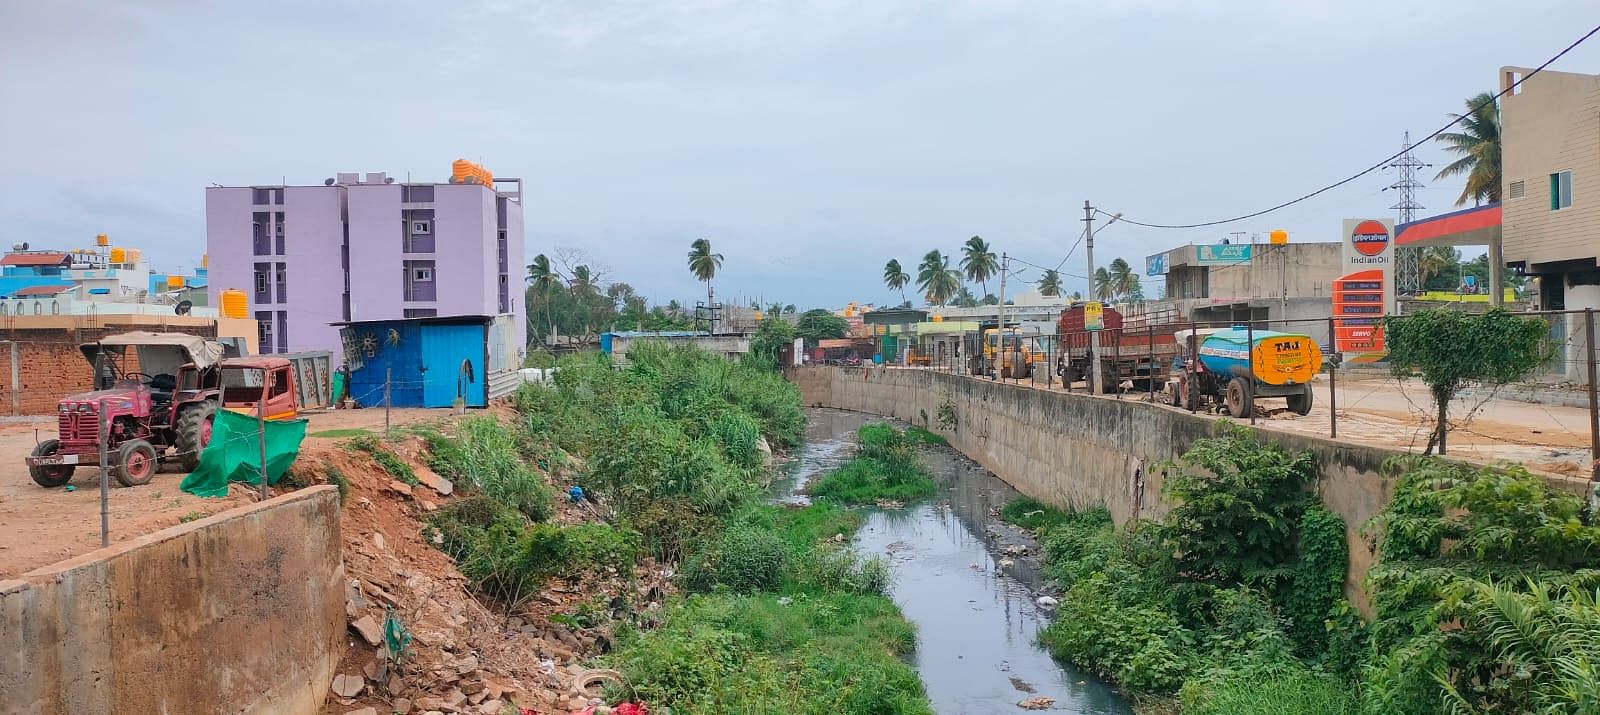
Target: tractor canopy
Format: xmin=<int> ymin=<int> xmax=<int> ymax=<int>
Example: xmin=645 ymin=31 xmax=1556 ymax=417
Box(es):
xmin=80 ymin=332 xmax=227 ymax=376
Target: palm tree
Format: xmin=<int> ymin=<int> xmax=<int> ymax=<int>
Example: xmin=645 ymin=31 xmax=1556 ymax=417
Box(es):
xmin=916 ymin=250 xmax=962 ymax=306
xmin=1419 ymin=247 xmax=1455 ymax=285
xmin=960 ymin=236 xmax=999 ymax=297
xmin=1037 ymin=269 xmax=1063 ymax=297
xmin=1092 ymin=267 xmax=1114 ymax=302
xmin=883 ymin=259 xmax=910 ymax=303
xmin=1108 ymin=258 xmax=1137 ymax=301
xmin=1434 ymin=92 xmax=1501 ymax=207
xmin=568 ymin=265 xmax=597 ymax=297
xmin=686 ymin=238 xmax=723 ymax=330
xmin=526 ymin=253 xmax=559 ymax=344
xmin=953 ymin=285 xmax=978 ymax=308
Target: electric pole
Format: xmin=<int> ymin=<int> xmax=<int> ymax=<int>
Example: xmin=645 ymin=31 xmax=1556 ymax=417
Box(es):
xmin=1083 ymin=201 xmax=1103 ymax=395
xmin=1387 ymin=131 xmax=1429 ymax=296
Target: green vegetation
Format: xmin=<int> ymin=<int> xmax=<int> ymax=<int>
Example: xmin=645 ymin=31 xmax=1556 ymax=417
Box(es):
xmin=1007 ymin=427 xmax=1600 ymax=714
xmin=323 ymin=463 xmax=350 ymax=502
xmin=348 ymin=434 xmax=419 ymax=486
xmin=179 ymin=510 xmax=205 ymax=523
xmin=746 ymin=317 xmax=797 ymax=370
xmin=904 ymin=426 xmax=946 ymax=445
xmin=794 ymin=309 xmax=849 ymax=347
xmin=421 ymin=417 xmax=555 ymax=521
xmin=807 ymin=423 xmax=936 ymax=505
xmin=1433 ymin=92 xmax=1501 ymax=207
xmin=1384 ymin=309 xmax=1548 ymax=454
xmin=309 ymin=428 xmax=372 ymax=439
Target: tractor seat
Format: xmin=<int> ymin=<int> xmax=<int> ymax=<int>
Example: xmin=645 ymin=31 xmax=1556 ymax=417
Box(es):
xmin=148 ymin=374 xmax=177 ymax=404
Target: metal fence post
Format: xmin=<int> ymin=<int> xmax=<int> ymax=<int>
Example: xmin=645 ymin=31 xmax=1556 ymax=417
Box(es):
xmin=1246 ymin=320 xmax=1256 ymax=425
xmin=384 ymin=367 xmax=393 ymax=435
xmin=258 ymin=368 xmax=269 ymax=501
xmin=98 ymin=396 xmax=108 ymax=548
xmin=1586 ymin=308 xmax=1598 ymax=482
xmin=1112 ymin=328 xmax=1122 ymax=399
xmin=1328 ymin=316 xmax=1338 ymax=439
xmin=1147 ymin=324 xmax=1155 ymax=403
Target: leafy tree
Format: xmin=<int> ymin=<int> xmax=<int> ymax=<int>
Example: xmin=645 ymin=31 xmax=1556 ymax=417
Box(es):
xmin=883 ymin=259 xmax=909 ymax=303
xmin=569 ymin=265 xmax=599 ymax=297
xmin=952 ymin=286 xmax=978 ymax=308
xmin=746 ymin=318 xmax=797 ymax=369
xmin=795 ymin=309 xmax=849 ymax=348
xmin=979 ymin=293 xmax=998 ymax=306
xmin=686 ymin=238 xmax=724 ymax=329
xmin=1384 ymin=309 xmax=1547 ymax=454
xmin=916 ymin=250 xmax=962 ymax=306
xmin=783 ymin=303 xmax=796 ymax=315
xmin=1092 ymin=267 xmax=1114 ymax=302
xmin=960 ymin=236 xmax=998 ymax=297
xmin=1434 ymin=92 xmax=1501 ymax=207
xmin=526 ymin=253 xmax=561 ymax=345
xmin=1037 ymin=269 xmax=1063 ymax=297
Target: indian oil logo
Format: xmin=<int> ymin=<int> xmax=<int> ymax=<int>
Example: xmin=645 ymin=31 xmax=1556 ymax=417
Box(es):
xmin=1351 ymin=219 xmax=1390 ymax=257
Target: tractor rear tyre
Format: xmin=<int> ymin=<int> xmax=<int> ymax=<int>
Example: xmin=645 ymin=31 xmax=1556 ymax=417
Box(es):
xmin=29 ymin=439 xmax=75 ymax=487
xmin=1224 ymin=377 xmax=1253 ymax=418
xmin=1011 ymin=352 xmax=1031 ymax=380
xmin=114 ymin=439 xmax=158 ymax=487
xmin=174 ymin=400 xmax=218 ymax=472
xmin=1286 ymin=384 xmax=1314 ymax=416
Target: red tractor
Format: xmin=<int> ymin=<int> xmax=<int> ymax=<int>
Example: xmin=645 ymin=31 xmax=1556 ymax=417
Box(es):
xmin=26 ymin=332 xmax=301 ymax=488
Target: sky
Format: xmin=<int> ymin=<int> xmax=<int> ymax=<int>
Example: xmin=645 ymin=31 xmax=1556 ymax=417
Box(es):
xmin=3 ymin=0 xmax=1598 ymax=309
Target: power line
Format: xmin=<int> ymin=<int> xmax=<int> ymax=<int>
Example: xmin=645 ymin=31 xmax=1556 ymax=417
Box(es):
xmin=1098 ymin=23 xmax=1600 ymax=229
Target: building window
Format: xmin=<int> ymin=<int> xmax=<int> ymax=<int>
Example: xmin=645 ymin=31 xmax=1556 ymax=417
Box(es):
xmin=252 ymin=212 xmax=271 ymax=255
xmin=253 ymin=188 xmax=270 ymax=205
xmin=403 ymin=260 xmax=437 ymax=301
xmin=411 ymin=220 xmax=431 ymax=235
xmin=403 ymin=185 xmax=434 ymax=203
xmin=276 ymin=311 xmax=288 ymax=352
xmin=256 ymin=310 xmax=273 ymax=354
xmin=275 ymin=263 xmax=287 ymax=302
xmin=412 ymin=267 xmax=433 ymax=282
xmin=274 ymin=212 xmax=286 ymax=254
xmin=1508 ymin=180 xmax=1525 ymax=199
xmin=1551 ymin=171 xmax=1573 ymax=210
xmin=404 ymin=308 xmax=437 ymax=318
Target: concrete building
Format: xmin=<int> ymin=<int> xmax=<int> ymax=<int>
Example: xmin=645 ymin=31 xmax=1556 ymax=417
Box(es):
xmin=601 ymin=331 xmax=751 ymax=366
xmin=206 ymin=167 xmax=526 ymax=363
xmin=1141 ymin=241 xmax=1345 ymax=343
xmin=1499 ymin=66 xmax=1600 ymax=315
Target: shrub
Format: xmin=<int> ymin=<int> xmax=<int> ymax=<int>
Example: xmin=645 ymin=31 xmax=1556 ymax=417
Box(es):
xmin=708 ymin=410 xmax=763 ymax=468
xmin=1179 ymin=662 xmax=1355 ymax=715
xmin=427 ymin=417 xmax=555 ymax=522
xmin=349 ymin=434 xmax=419 ymax=486
xmin=682 ymin=524 xmax=790 ymax=593
xmin=1000 ymin=496 xmax=1071 ymax=532
xmin=808 ymin=423 xmax=936 ymax=504
xmin=1039 ymin=572 xmax=1194 ymax=693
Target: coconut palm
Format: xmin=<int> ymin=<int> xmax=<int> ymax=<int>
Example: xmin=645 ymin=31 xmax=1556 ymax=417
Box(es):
xmin=883 ymin=259 xmax=910 ymax=303
xmin=1434 ymin=92 xmax=1501 ymax=207
xmin=960 ymin=236 xmax=999 ymax=297
xmin=526 ymin=253 xmax=560 ymax=344
xmin=1419 ymin=246 xmax=1458 ymax=285
xmin=1092 ymin=267 xmax=1114 ymax=302
xmin=568 ymin=265 xmax=597 ymax=297
xmin=1108 ymin=258 xmax=1137 ymax=300
xmin=1037 ymin=269 xmax=1063 ymax=297
xmin=916 ymin=250 xmax=962 ymax=306
xmin=686 ymin=238 xmax=723 ymax=329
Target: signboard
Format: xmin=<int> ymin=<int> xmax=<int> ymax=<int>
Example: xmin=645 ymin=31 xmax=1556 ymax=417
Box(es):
xmin=1195 ymin=244 xmax=1252 ymax=265
xmin=1084 ymin=302 xmax=1104 ymax=331
xmin=1146 ymin=253 xmax=1168 ymax=276
xmin=1332 ymin=268 xmax=1387 ymax=360
xmin=1337 ymin=217 xmax=1397 ymax=319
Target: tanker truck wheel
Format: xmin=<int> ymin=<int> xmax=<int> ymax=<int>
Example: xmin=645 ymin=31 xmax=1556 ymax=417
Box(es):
xmin=1286 ymin=384 xmax=1314 ymax=416
xmin=1224 ymin=377 xmax=1253 ymax=417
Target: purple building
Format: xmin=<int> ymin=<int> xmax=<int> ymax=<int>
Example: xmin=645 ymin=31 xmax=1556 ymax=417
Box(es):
xmin=205 ymin=170 xmax=525 ymax=364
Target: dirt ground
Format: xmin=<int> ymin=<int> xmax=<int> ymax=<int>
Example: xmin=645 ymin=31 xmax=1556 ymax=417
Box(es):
xmin=0 ymin=407 xmax=447 ymax=579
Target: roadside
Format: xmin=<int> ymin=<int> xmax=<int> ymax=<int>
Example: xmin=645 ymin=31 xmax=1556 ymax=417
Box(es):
xmin=0 ymin=407 xmax=444 ymax=579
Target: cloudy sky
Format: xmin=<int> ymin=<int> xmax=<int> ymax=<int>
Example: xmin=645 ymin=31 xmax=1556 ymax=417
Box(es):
xmin=3 ymin=1 xmax=1597 ymax=308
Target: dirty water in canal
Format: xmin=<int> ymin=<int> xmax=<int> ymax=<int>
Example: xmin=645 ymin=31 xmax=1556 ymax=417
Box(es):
xmin=776 ymin=409 xmax=1131 ymax=715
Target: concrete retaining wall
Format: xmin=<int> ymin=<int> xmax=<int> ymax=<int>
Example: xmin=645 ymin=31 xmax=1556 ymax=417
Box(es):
xmin=0 ymin=486 xmax=345 ymax=715
xmin=790 ymin=367 xmax=1594 ymax=610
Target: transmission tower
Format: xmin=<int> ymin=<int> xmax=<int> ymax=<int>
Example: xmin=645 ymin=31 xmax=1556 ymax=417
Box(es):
xmin=1385 ymin=131 xmax=1430 ymax=295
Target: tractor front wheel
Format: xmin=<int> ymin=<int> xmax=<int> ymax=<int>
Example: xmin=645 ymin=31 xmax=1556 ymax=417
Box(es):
xmin=29 ymin=439 xmax=75 ymax=487
xmin=114 ymin=440 xmax=158 ymax=487
xmin=174 ymin=400 xmax=218 ymax=472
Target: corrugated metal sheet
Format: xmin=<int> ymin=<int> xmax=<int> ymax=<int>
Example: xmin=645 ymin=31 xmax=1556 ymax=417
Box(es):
xmin=420 ymin=323 xmax=488 ymax=408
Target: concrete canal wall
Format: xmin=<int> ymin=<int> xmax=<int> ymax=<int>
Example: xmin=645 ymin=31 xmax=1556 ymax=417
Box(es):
xmin=789 ymin=366 xmax=1593 ymax=610
xmin=0 ymin=486 xmax=345 ymax=715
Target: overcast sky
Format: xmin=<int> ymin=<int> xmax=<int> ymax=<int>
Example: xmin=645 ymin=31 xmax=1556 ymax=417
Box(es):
xmin=3 ymin=1 xmax=1597 ymax=308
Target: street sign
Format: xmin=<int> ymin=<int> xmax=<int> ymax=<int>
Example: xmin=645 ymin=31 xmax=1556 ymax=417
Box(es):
xmin=1084 ymin=302 xmax=1104 ymax=331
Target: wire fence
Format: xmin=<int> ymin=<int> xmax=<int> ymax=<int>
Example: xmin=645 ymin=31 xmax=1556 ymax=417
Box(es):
xmin=876 ymin=307 xmax=1600 ymax=480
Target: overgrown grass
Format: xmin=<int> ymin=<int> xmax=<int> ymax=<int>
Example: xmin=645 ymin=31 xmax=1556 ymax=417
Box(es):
xmin=999 ymin=496 xmax=1072 ymax=532
xmin=904 ymin=426 xmax=947 ymax=445
xmin=807 ymin=423 xmax=936 ymax=504
xmin=309 ymin=428 xmax=372 ymax=439
xmin=1178 ymin=663 xmax=1355 ymax=715
xmin=421 ymin=417 xmax=554 ymax=522
xmin=348 ymin=434 xmax=419 ymax=486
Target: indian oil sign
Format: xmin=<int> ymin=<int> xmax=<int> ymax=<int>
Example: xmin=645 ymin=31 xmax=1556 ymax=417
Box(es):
xmin=1334 ymin=218 xmax=1395 ymax=362
xmin=1249 ymin=335 xmax=1323 ymax=386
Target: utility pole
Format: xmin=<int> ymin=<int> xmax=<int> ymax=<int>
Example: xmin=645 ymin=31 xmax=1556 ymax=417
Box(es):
xmin=996 ymin=252 xmax=1008 ymax=380
xmin=1083 ymin=201 xmax=1103 ymax=395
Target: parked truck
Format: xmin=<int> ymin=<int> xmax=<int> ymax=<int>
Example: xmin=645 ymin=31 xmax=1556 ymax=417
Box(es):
xmin=964 ymin=326 xmax=1045 ymax=379
xmin=1170 ymin=327 xmax=1321 ymax=416
xmin=1056 ymin=305 xmax=1180 ymax=392
xmin=26 ymin=332 xmax=309 ymax=488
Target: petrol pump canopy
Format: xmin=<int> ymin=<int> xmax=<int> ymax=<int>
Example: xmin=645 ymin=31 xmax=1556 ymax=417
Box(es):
xmin=80 ymin=332 xmax=226 ymax=371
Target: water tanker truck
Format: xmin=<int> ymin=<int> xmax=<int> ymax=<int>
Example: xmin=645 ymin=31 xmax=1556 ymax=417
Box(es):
xmin=1171 ymin=327 xmax=1322 ymax=416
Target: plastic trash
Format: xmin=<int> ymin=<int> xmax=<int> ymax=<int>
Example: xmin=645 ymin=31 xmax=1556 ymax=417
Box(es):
xmin=64 ymin=485 xmax=76 ymax=492
xmin=568 ymin=485 xmax=585 ymax=503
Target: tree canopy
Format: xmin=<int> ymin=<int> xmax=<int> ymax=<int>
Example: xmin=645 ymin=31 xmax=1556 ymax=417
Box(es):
xmin=794 ymin=309 xmax=849 ymax=347
xmin=1434 ymin=92 xmax=1501 ymax=207
xmin=1384 ymin=309 xmax=1547 ymax=453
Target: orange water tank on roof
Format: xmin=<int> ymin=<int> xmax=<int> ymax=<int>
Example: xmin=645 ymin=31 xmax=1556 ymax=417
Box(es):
xmin=451 ymin=159 xmax=493 ymax=187
xmin=221 ymin=289 xmax=248 ymax=319
xmin=96 ymin=233 xmax=109 ymax=247
xmin=167 ymin=275 xmax=184 ymax=289
xmin=109 ymin=247 xmax=126 ymax=264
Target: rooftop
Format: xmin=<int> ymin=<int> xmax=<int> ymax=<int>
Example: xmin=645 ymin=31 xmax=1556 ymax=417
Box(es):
xmin=1 ymin=252 xmax=70 ymax=267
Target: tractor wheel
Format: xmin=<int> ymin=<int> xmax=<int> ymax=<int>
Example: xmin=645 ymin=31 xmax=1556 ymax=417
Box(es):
xmin=114 ymin=440 xmax=158 ymax=487
xmin=1286 ymin=384 xmax=1314 ymax=416
xmin=174 ymin=400 xmax=218 ymax=472
xmin=1185 ymin=376 xmax=1202 ymax=411
xmin=1224 ymin=377 xmax=1253 ymax=418
xmin=29 ymin=439 xmax=75 ymax=487
xmin=1011 ymin=352 xmax=1031 ymax=380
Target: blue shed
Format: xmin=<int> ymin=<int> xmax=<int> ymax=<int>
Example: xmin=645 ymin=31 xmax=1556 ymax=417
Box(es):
xmin=336 ymin=315 xmax=522 ymax=408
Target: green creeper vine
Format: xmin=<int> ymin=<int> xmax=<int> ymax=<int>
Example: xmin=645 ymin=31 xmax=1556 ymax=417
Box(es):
xmin=935 ymin=395 xmax=958 ymax=433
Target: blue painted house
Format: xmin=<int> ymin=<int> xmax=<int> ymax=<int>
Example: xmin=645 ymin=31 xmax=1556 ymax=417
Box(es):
xmin=336 ymin=315 xmax=521 ymax=408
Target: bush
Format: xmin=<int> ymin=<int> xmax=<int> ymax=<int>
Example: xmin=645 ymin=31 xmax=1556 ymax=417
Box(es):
xmin=349 ymin=434 xmax=419 ymax=486
xmin=426 ymin=417 xmax=555 ymax=522
xmin=1039 ymin=572 xmax=1194 ymax=693
xmin=807 ymin=424 xmax=936 ymax=504
xmin=1179 ymin=662 xmax=1355 ymax=715
xmin=709 ymin=410 xmax=764 ymax=468
xmin=999 ymin=496 xmax=1071 ymax=532
xmin=682 ymin=524 xmax=790 ymax=593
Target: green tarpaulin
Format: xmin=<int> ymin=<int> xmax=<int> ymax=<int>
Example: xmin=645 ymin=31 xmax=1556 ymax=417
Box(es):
xmin=180 ymin=409 xmax=309 ymax=498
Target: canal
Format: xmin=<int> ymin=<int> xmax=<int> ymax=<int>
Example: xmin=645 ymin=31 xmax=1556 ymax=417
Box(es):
xmin=777 ymin=408 xmax=1131 ymax=714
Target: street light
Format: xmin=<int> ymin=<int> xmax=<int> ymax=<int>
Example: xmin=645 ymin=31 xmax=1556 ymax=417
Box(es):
xmin=1083 ymin=205 xmax=1122 ymax=395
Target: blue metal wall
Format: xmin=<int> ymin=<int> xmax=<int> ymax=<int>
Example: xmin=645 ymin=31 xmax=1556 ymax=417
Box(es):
xmin=344 ymin=320 xmax=488 ymax=408
xmin=420 ymin=323 xmax=487 ymax=408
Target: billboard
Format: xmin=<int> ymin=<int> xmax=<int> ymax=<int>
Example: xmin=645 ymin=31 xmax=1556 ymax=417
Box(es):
xmin=1146 ymin=253 xmax=1168 ymax=276
xmin=1333 ymin=218 xmax=1396 ymax=362
xmin=1195 ymin=244 xmax=1252 ymax=265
